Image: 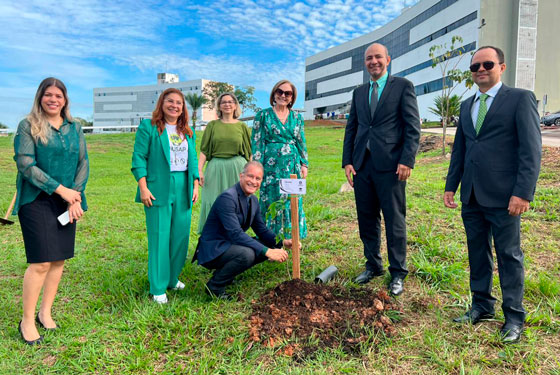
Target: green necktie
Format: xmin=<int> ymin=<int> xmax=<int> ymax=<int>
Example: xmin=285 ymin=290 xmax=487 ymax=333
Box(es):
xmin=475 ymin=93 xmax=489 ymax=135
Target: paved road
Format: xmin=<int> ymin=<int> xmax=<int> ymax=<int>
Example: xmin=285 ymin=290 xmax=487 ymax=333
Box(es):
xmin=422 ymin=126 xmax=560 ymax=147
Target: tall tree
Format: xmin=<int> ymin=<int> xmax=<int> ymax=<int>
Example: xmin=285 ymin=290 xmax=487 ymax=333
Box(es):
xmin=203 ymin=81 xmax=259 ymax=114
xmin=0 ymin=122 xmax=8 ymax=129
xmin=184 ymin=93 xmax=207 ymax=128
xmin=429 ymin=35 xmax=473 ymax=155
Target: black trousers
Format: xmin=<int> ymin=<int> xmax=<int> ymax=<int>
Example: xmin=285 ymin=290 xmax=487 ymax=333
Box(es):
xmin=203 ymin=245 xmax=268 ymax=294
xmin=353 ymin=152 xmax=408 ymax=279
xmin=462 ymin=192 xmax=525 ymax=325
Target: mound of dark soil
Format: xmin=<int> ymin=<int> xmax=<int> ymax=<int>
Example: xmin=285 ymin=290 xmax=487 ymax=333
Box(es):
xmin=418 ymin=135 xmax=453 ymax=153
xmin=249 ymin=279 xmax=400 ymax=357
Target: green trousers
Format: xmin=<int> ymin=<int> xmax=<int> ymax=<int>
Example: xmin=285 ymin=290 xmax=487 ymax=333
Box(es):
xmin=144 ymin=172 xmax=192 ymax=295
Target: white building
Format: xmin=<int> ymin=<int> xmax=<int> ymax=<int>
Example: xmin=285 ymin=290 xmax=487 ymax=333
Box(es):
xmin=93 ymin=74 xmax=216 ymax=130
xmin=304 ymin=0 xmax=560 ymax=120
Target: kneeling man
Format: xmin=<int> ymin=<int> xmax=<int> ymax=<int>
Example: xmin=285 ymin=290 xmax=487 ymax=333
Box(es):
xmin=194 ymin=161 xmax=294 ymax=299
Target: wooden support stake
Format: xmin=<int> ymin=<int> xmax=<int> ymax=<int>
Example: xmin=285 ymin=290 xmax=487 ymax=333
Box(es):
xmin=290 ymin=174 xmax=300 ymax=279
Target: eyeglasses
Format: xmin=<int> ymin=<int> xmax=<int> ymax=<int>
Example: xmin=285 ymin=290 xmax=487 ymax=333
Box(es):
xmin=275 ymin=88 xmax=293 ymax=98
xmin=469 ymin=61 xmax=498 ymax=72
xmin=220 ymin=100 xmax=235 ymax=105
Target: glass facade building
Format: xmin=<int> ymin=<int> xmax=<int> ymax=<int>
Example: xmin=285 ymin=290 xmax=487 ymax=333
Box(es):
xmin=304 ymin=0 xmax=481 ymax=120
xmin=93 ymin=77 xmax=214 ymax=130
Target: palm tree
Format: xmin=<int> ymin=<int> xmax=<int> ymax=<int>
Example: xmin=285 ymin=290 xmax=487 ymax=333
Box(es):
xmin=184 ymin=93 xmax=207 ymax=128
xmin=428 ymin=94 xmax=462 ymax=127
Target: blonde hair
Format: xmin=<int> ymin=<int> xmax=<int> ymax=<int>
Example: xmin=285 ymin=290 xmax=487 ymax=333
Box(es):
xmin=269 ymin=79 xmax=297 ymax=109
xmin=215 ymin=92 xmax=242 ymax=119
xmin=27 ymin=77 xmax=72 ymax=144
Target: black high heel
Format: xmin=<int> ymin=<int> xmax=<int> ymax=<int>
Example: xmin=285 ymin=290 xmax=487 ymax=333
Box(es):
xmin=36 ymin=313 xmax=58 ymax=331
xmin=18 ymin=320 xmax=43 ymax=345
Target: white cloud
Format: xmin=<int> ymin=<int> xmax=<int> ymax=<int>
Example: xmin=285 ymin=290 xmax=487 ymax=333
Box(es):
xmin=118 ymin=53 xmax=306 ymax=94
xmin=189 ymin=0 xmax=420 ymax=58
xmin=0 ymin=0 xmax=420 ymax=126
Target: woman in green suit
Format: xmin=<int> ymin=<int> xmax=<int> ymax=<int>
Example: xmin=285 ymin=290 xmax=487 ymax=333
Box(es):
xmin=132 ymin=88 xmax=199 ymax=304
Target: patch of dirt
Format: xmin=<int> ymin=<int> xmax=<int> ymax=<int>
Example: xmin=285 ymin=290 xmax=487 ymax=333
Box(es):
xmin=541 ymin=146 xmax=560 ymax=169
xmin=418 ymin=135 xmax=453 ymax=153
xmin=249 ymin=279 xmax=401 ymax=358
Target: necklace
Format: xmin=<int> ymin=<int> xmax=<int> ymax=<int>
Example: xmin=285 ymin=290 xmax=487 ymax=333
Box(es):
xmin=274 ymin=107 xmax=289 ymax=124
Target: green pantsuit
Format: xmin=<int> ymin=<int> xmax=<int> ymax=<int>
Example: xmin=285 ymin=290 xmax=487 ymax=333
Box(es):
xmin=132 ymin=119 xmax=199 ymax=297
xmin=144 ymin=172 xmax=192 ymax=295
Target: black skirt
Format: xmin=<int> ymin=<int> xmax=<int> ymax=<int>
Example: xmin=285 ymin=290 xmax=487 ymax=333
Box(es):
xmin=18 ymin=192 xmax=76 ymax=263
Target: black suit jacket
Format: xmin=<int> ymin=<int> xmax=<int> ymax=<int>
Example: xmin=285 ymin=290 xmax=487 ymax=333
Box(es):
xmin=195 ymin=183 xmax=279 ymax=265
xmin=445 ymin=84 xmax=542 ymax=207
xmin=342 ymin=75 xmax=421 ymax=171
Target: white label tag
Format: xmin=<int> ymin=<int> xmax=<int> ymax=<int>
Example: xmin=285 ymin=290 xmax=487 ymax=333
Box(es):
xmin=279 ymin=179 xmax=306 ymax=195
xmin=57 ymin=211 xmax=70 ymax=226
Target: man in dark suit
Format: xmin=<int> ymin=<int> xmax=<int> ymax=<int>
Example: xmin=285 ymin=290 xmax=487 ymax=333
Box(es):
xmin=342 ymin=43 xmax=421 ymax=296
xmin=444 ymin=46 xmax=542 ymax=343
xmin=194 ymin=161 xmax=293 ymax=299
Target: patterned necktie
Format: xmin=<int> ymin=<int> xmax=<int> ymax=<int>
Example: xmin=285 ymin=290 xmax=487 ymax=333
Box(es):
xmin=370 ymin=81 xmax=379 ymax=119
xmin=475 ymin=93 xmax=489 ymax=135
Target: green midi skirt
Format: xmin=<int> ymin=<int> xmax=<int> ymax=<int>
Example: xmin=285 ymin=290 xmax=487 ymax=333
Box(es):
xmin=198 ymin=155 xmax=247 ymax=233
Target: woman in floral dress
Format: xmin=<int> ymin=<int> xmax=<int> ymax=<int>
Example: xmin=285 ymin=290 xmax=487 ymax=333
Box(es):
xmin=251 ymin=79 xmax=308 ymax=239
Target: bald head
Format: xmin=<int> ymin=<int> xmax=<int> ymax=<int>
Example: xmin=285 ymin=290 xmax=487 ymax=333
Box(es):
xmin=364 ymin=43 xmax=391 ymax=80
xmin=365 ymin=43 xmax=389 ymax=59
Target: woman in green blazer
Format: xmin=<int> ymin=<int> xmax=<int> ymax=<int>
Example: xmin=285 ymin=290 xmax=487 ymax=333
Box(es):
xmin=132 ymin=88 xmax=199 ymax=304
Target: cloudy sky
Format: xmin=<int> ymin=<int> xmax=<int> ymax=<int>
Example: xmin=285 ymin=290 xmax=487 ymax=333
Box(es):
xmin=0 ymin=0 xmax=418 ymax=128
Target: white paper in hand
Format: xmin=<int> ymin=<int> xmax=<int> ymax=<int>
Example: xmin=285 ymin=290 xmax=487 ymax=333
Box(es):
xmin=57 ymin=211 xmax=70 ymax=226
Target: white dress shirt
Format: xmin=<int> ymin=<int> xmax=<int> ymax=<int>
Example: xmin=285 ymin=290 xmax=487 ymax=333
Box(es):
xmin=470 ymin=81 xmax=503 ymax=128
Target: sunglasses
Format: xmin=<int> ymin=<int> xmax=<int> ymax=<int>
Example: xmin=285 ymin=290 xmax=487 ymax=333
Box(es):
xmin=469 ymin=61 xmax=498 ymax=72
xmin=275 ymin=88 xmax=293 ymax=98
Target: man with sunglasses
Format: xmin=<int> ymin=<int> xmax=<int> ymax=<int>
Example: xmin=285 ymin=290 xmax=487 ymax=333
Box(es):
xmin=342 ymin=43 xmax=421 ymax=296
xmin=444 ymin=46 xmax=542 ymax=343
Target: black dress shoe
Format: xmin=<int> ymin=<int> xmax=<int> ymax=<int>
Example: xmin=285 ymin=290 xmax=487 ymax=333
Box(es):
xmin=500 ymin=323 xmax=522 ymax=343
xmin=18 ymin=321 xmax=43 ymax=346
xmin=388 ymin=277 xmax=404 ymax=296
xmin=36 ymin=313 xmax=58 ymax=331
xmin=354 ymin=269 xmax=384 ymax=284
xmin=453 ymin=309 xmax=495 ymax=324
xmin=205 ymin=288 xmax=235 ymax=301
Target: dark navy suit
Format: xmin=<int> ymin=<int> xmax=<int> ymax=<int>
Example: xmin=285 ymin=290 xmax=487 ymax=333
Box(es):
xmin=194 ymin=183 xmax=280 ymax=294
xmin=445 ymin=84 xmax=541 ymax=325
xmin=342 ymin=75 xmax=421 ymax=278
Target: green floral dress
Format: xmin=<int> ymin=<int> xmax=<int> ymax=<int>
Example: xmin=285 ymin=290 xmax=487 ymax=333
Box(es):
xmin=251 ymin=107 xmax=308 ymax=239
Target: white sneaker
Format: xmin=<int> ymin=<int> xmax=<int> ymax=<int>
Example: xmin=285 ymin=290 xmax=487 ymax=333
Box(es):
xmin=172 ymin=280 xmax=185 ymax=291
xmin=152 ymin=294 xmax=168 ymax=304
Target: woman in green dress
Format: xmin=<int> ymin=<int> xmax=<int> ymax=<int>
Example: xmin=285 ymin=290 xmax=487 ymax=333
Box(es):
xmin=251 ymin=80 xmax=308 ymax=239
xmin=198 ymin=92 xmax=251 ymax=232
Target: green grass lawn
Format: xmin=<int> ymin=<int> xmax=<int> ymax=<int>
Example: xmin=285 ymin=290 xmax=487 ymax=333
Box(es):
xmin=0 ymin=128 xmax=559 ymax=374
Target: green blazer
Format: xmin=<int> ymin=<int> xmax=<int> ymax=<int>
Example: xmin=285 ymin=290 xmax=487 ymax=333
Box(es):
xmin=131 ymin=119 xmax=199 ymax=207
